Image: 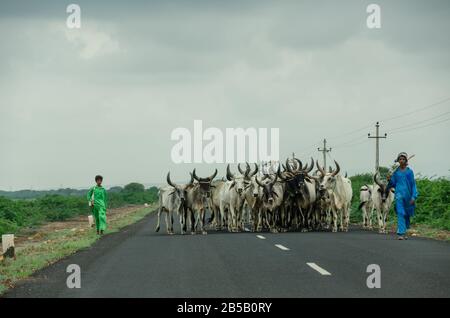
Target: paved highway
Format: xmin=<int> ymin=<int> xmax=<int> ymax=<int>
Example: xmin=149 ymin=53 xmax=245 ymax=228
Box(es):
xmin=4 ymin=211 xmax=450 ymax=297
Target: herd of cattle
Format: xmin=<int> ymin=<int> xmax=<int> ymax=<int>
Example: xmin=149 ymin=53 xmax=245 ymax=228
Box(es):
xmin=156 ymin=158 xmax=395 ymax=235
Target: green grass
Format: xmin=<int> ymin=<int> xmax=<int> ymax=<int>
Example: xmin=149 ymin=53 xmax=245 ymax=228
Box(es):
xmin=0 ymin=204 xmax=157 ymax=295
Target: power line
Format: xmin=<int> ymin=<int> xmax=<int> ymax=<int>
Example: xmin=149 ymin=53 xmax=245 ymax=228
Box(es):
xmin=380 ymin=96 xmax=450 ymax=124
xmin=389 ymin=116 xmax=450 ymax=135
xmin=386 ymin=110 xmax=450 ymax=133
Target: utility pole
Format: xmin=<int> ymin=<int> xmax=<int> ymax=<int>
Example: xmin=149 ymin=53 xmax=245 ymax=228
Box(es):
xmin=317 ymin=139 xmax=331 ymax=169
xmin=368 ymin=122 xmax=387 ymax=173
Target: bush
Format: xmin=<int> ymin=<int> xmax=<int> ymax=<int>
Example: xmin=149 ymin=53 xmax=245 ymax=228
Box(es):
xmin=0 ymin=183 xmax=160 ymax=237
xmin=349 ymin=172 xmax=450 ymax=230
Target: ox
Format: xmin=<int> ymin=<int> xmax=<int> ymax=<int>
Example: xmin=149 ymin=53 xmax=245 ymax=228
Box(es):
xmin=317 ymin=160 xmax=353 ymax=232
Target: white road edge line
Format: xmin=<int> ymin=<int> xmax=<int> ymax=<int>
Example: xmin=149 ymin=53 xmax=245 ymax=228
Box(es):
xmin=256 ymin=235 xmax=266 ymax=240
xmin=307 ymin=262 xmax=332 ymax=276
xmin=275 ymin=244 xmax=290 ymax=251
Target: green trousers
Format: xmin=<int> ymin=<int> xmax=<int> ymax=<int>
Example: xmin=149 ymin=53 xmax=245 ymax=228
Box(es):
xmin=92 ymin=205 xmax=107 ymax=231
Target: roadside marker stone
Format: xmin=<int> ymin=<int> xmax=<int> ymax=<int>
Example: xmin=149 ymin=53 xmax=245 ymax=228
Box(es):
xmin=88 ymin=215 xmax=95 ymax=227
xmin=2 ymin=234 xmax=15 ymax=259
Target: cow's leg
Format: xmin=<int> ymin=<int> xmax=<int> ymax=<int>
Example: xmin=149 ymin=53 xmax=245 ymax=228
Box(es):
xmin=164 ymin=212 xmax=170 ymax=234
xmin=343 ymin=205 xmax=349 ymax=232
xmin=169 ymin=209 xmax=175 ymax=234
xmin=155 ymin=207 xmax=162 ymax=232
xmin=362 ymin=205 xmax=368 ymax=229
xmin=331 ymin=207 xmax=338 ymax=232
xmin=200 ymin=208 xmax=207 ymax=235
xmin=383 ymin=210 xmax=388 ymax=234
xmin=179 ymin=210 xmax=185 ymax=235
xmin=376 ymin=207 xmax=384 ymax=233
xmin=190 ymin=209 xmax=196 ymax=235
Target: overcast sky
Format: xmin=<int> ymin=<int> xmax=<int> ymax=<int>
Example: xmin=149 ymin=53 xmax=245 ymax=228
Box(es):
xmin=1 ymin=0 xmax=449 ymax=190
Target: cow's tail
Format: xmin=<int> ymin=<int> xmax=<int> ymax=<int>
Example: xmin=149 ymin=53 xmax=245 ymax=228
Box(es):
xmin=358 ymin=201 xmax=367 ymax=211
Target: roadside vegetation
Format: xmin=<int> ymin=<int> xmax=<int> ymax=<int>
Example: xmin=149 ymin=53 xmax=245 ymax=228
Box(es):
xmin=349 ymin=167 xmax=450 ymax=232
xmin=0 ymin=183 xmax=158 ymax=237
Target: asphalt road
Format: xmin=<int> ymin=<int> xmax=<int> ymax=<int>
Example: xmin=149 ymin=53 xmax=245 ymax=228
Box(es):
xmin=4 ymin=211 xmax=450 ymax=298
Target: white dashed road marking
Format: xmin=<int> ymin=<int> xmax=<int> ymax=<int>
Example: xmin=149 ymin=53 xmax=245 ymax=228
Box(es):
xmin=256 ymin=235 xmax=266 ymax=240
xmin=275 ymin=244 xmax=290 ymax=251
xmin=307 ymin=262 xmax=332 ymax=276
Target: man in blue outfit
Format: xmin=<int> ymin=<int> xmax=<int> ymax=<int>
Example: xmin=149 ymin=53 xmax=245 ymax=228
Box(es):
xmin=387 ymin=152 xmax=419 ymax=240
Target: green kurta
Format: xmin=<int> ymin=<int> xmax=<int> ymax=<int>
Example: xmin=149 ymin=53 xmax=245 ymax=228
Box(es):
xmin=87 ymin=186 xmax=107 ymax=231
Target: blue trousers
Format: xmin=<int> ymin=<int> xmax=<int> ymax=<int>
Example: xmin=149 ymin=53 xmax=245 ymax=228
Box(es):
xmin=396 ymin=198 xmax=412 ymax=235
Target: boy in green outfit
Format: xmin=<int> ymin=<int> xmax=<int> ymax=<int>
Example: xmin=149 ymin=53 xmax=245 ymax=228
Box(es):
xmin=87 ymin=175 xmax=108 ymax=235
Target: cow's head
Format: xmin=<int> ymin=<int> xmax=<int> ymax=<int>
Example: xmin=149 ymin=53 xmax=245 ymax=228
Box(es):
xmin=374 ymin=172 xmax=392 ymax=203
xmin=227 ymin=163 xmax=252 ymax=196
xmin=256 ymin=171 xmax=279 ymax=205
xmin=241 ymin=163 xmax=260 ymax=198
xmin=167 ymin=172 xmax=192 ymax=204
xmin=192 ymin=169 xmax=217 ymax=198
xmin=317 ymin=160 xmax=340 ymax=193
xmin=279 ymin=157 xmax=314 ymax=196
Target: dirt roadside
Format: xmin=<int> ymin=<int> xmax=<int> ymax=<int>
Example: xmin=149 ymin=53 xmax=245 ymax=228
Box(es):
xmin=1 ymin=205 xmax=151 ymax=258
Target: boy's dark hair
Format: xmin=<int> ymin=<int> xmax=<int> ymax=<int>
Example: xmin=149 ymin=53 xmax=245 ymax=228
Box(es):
xmin=95 ymin=175 xmax=103 ymax=182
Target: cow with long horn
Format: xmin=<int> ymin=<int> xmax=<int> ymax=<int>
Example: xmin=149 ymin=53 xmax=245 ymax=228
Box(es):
xmin=317 ymin=160 xmax=353 ymax=232
xmin=185 ymin=169 xmax=217 ymax=234
xmin=243 ymin=163 xmax=263 ymax=231
xmin=219 ymin=164 xmax=251 ymax=232
xmin=156 ymin=172 xmax=193 ymax=235
xmin=255 ymin=168 xmax=285 ymax=233
xmin=372 ymin=172 xmax=395 ymax=234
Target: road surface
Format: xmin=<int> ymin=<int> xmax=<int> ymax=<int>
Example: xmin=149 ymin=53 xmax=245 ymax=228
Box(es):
xmin=4 ymin=211 xmax=450 ymax=297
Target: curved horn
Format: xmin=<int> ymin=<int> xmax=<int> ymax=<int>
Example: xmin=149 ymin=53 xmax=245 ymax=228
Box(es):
xmin=286 ymin=158 xmax=293 ymax=173
xmin=192 ymin=169 xmax=200 ymax=181
xmin=277 ymin=167 xmax=286 ymax=181
xmin=167 ymin=172 xmax=177 ymax=188
xmin=316 ymin=160 xmax=326 ymax=177
xmin=331 ymin=160 xmax=341 ymax=177
xmin=373 ymin=172 xmax=383 ymax=188
xmin=226 ymin=164 xmax=234 ymax=181
xmin=188 ymin=172 xmax=194 ymax=185
xmin=237 ymin=163 xmax=245 ymax=175
xmin=345 ymin=172 xmax=348 ymax=178
xmin=270 ymin=166 xmax=280 ymax=185
xmin=208 ymin=169 xmax=218 ymax=181
xmin=249 ymin=163 xmax=258 ymax=177
xmin=255 ymin=176 xmax=265 ymax=187
xmin=305 ymin=157 xmax=314 ymax=173
xmin=294 ymin=158 xmax=303 ymax=172
xmin=282 ymin=163 xmax=287 ymax=172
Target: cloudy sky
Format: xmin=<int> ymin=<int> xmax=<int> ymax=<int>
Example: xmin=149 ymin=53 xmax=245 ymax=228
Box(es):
xmin=1 ymin=0 xmax=449 ymax=190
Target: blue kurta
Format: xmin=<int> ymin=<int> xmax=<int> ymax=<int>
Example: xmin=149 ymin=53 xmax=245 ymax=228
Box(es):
xmin=387 ymin=167 xmax=418 ymax=235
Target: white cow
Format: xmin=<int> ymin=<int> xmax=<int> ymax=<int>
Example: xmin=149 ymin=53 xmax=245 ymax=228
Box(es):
xmin=317 ymin=160 xmax=353 ymax=232
xmin=219 ymin=164 xmax=250 ymax=232
xmin=359 ymin=184 xmax=374 ymax=229
xmin=156 ymin=172 xmax=192 ymax=235
xmin=372 ymin=172 xmax=395 ymax=234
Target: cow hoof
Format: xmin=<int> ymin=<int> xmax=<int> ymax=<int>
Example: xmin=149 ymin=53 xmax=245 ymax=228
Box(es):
xmin=332 ymin=229 xmax=337 ymax=233
xmin=191 ymin=232 xmax=196 ymax=235
xmin=202 ymin=231 xmax=208 ymax=235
